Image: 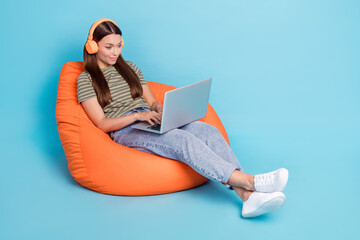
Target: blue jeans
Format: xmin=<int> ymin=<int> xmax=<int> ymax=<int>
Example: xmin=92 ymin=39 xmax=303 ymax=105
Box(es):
xmin=109 ymin=108 xmax=244 ymax=186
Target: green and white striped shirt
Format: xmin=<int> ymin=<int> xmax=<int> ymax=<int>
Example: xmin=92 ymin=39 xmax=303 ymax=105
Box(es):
xmin=77 ymin=61 xmax=150 ymax=118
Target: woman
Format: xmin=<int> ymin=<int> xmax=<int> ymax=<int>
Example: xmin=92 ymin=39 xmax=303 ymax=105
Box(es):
xmin=77 ymin=18 xmax=289 ymax=218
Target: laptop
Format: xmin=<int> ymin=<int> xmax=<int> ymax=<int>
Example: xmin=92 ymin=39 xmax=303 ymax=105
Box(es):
xmin=131 ymin=78 xmax=212 ymax=134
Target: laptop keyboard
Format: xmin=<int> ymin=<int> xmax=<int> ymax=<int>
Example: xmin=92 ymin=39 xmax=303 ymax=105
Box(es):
xmin=148 ymin=123 xmax=161 ymax=131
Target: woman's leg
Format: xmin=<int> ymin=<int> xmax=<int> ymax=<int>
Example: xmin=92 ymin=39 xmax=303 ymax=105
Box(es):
xmin=233 ymin=186 xmax=253 ymax=202
xmin=179 ymin=121 xmax=244 ymax=172
xmin=111 ymin=122 xmax=287 ymax=192
xmin=228 ymin=171 xmax=255 ymax=191
xmin=180 ymin=121 xmax=252 ymax=189
xmin=111 ymin=124 xmax=287 ymax=218
xmin=111 ymin=125 xmax=245 ymax=184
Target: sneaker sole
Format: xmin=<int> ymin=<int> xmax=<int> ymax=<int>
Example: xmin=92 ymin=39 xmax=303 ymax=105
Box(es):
xmin=242 ymin=195 xmax=286 ymax=218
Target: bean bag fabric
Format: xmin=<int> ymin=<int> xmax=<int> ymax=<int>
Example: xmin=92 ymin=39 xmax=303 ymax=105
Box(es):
xmin=56 ymin=61 xmax=230 ymax=196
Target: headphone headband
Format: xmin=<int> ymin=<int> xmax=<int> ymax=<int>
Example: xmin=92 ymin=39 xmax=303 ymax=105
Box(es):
xmin=87 ymin=18 xmax=119 ymax=41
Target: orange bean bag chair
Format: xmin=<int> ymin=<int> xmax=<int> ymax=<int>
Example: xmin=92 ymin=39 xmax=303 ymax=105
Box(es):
xmin=56 ymin=61 xmax=230 ymax=196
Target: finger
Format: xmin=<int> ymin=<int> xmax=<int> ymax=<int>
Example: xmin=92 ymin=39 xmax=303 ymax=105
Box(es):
xmin=150 ymin=112 xmax=161 ymax=121
xmin=153 ymin=117 xmax=161 ymax=124
xmin=150 ymin=115 xmax=160 ymax=124
xmin=154 ymin=113 xmax=162 ymax=123
xmin=147 ymin=118 xmax=154 ymax=125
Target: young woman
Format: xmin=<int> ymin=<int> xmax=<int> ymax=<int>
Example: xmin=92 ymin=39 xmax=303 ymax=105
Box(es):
xmin=77 ymin=18 xmax=289 ymax=218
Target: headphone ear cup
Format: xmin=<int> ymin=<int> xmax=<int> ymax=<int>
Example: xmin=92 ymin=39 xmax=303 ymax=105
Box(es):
xmin=85 ymin=40 xmax=98 ymax=54
xmin=121 ymin=38 xmax=125 ymax=47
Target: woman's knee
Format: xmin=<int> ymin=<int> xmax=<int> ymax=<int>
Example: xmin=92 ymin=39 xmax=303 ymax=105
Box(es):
xmin=197 ymin=121 xmax=222 ymax=138
xmin=187 ymin=121 xmax=220 ymax=134
xmin=163 ymin=129 xmax=193 ymax=143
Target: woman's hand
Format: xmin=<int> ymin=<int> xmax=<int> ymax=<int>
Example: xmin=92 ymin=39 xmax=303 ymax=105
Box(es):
xmin=135 ymin=111 xmax=162 ymax=125
xmin=150 ymin=102 xmax=163 ymax=120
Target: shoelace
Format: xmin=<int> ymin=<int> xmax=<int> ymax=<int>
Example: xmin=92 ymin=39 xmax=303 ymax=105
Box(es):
xmin=255 ymin=172 xmax=276 ymax=187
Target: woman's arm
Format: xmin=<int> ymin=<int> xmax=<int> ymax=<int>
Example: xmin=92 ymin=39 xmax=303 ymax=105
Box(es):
xmin=142 ymin=85 xmax=163 ymax=114
xmin=81 ymin=97 xmax=161 ymax=133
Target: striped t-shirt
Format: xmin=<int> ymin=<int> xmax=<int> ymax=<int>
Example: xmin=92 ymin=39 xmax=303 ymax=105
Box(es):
xmin=77 ymin=61 xmax=150 ymax=118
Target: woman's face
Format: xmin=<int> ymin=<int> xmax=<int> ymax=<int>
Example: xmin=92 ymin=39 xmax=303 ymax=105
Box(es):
xmin=96 ymin=34 xmax=123 ymax=69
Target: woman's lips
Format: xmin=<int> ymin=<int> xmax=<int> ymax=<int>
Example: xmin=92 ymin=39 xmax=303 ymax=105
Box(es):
xmin=110 ymin=57 xmax=117 ymax=61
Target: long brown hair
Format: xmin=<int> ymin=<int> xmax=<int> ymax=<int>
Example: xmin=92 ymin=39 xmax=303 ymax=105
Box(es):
xmin=83 ymin=21 xmax=143 ymax=108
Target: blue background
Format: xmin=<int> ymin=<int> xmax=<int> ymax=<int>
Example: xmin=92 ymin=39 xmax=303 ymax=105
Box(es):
xmin=1 ymin=0 xmax=359 ymax=239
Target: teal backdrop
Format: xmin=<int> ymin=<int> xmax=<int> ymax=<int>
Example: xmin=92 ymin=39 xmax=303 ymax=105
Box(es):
xmin=1 ymin=0 xmax=359 ymax=239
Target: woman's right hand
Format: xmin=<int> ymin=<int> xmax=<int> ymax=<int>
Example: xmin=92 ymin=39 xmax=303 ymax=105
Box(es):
xmin=135 ymin=111 xmax=162 ymax=125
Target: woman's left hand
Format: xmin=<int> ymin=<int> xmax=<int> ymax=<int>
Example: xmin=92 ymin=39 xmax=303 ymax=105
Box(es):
xmin=150 ymin=102 xmax=163 ymax=120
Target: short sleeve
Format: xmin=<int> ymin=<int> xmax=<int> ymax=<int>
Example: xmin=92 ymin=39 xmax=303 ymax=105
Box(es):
xmin=126 ymin=61 xmax=147 ymax=85
xmin=77 ymin=71 xmax=97 ymax=103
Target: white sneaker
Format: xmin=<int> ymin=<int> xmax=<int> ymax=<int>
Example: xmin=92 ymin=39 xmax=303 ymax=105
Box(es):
xmin=242 ymin=192 xmax=286 ymax=218
xmin=254 ymin=168 xmax=289 ymax=193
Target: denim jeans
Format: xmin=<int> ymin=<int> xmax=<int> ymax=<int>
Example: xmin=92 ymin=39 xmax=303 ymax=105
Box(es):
xmin=109 ymin=108 xmax=244 ymax=186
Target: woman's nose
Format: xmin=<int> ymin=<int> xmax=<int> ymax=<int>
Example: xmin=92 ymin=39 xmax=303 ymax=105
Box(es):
xmin=112 ymin=47 xmax=119 ymax=55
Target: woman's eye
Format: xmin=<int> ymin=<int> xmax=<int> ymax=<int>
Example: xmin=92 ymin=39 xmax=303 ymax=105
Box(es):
xmin=106 ymin=46 xmax=111 ymax=49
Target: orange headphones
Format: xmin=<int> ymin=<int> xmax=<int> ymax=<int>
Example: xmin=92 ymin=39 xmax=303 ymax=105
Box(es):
xmin=85 ymin=18 xmax=125 ymax=54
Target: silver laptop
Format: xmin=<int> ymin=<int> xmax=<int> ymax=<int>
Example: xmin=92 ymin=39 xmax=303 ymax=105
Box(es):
xmin=131 ymin=78 xmax=212 ymax=134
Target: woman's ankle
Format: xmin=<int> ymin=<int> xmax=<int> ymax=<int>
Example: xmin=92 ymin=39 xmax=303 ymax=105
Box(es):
xmin=228 ymin=171 xmax=255 ymax=191
xmin=233 ymin=186 xmax=253 ymax=202
xmin=247 ymin=175 xmax=255 ymax=191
